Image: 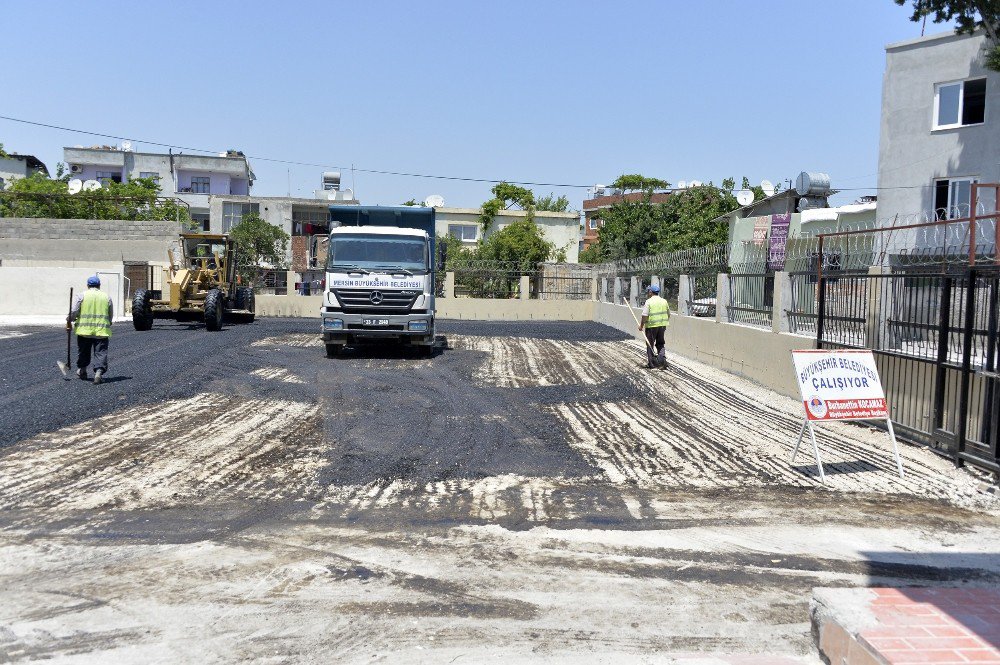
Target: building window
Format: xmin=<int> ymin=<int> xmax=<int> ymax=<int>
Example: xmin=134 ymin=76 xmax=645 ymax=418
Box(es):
xmin=588 ymin=217 xmax=600 ymax=230
xmin=191 ymin=176 xmax=211 ymax=194
xmin=934 ymin=177 xmax=978 ymax=219
xmin=448 ymin=224 xmax=478 ymax=242
xmin=934 ymin=78 xmax=986 ymax=129
xmin=138 ymin=171 xmax=161 ymax=182
xmin=96 ymin=170 xmax=122 ymax=185
xmin=191 ymin=213 xmax=210 ymax=232
xmin=292 ymin=208 xmax=329 ymax=235
xmin=222 ymin=202 xmax=259 ymax=232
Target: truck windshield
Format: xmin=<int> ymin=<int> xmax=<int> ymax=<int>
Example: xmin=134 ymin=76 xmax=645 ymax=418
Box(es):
xmin=327 ymin=234 xmax=428 ymax=273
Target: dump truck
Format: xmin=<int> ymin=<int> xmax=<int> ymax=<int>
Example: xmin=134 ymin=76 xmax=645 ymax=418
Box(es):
xmin=321 ymin=206 xmax=436 ymax=356
xmin=131 ymin=233 xmax=255 ymax=331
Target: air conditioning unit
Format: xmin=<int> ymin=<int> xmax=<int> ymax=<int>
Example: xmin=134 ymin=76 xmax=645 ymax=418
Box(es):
xmin=69 ymin=164 xmax=84 ymax=174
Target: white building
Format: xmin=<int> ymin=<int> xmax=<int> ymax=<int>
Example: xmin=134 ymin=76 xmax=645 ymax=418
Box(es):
xmin=436 ymin=207 xmax=581 ymax=263
xmin=0 ymin=153 xmax=48 ymax=190
xmin=63 ymin=145 xmax=255 ymax=230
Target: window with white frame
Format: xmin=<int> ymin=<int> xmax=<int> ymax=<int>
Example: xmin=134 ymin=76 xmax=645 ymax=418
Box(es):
xmin=190 ymin=176 xmax=211 ymax=194
xmin=934 ymin=176 xmax=978 ymax=220
xmin=934 ymin=78 xmax=986 ymax=129
xmin=448 ymin=224 xmax=478 ymax=242
xmin=588 ymin=217 xmax=600 ymax=230
xmin=222 ymin=202 xmax=259 ymax=232
xmin=96 ymin=170 xmax=122 ymax=185
xmin=138 ymin=171 xmax=161 ymax=182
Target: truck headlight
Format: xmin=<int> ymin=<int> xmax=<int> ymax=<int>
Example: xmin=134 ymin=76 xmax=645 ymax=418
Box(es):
xmin=408 ymin=320 xmax=428 ymax=332
xmin=323 ymin=318 xmax=344 ymax=330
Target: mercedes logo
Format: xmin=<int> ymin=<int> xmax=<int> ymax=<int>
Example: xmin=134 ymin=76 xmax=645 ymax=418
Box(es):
xmin=369 ymin=290 xmax=384 ymax=305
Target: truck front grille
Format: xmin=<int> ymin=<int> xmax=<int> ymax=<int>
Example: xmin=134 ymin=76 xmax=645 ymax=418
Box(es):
xmin=333 ymin=289 xmax=418 ymax=313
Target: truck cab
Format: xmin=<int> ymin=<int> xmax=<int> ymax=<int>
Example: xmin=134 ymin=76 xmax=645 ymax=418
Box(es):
xmin=320 ymin=206 xmax=436 ymax=356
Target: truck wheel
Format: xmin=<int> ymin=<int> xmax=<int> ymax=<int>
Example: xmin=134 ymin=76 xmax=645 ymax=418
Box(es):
xmin=236 ymin=287 xmax=256 ymax=323
xmin=132 ymin=288 xmax=154 ymax=331
xmin=325 ymin=343 xmax=342 ymax=358
xmin=205 ymin=289 xmax=224 ymax=331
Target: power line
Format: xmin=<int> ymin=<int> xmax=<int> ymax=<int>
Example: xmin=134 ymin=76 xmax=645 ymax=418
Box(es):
xmin=0 ymin=114 xmax=594 ymax=189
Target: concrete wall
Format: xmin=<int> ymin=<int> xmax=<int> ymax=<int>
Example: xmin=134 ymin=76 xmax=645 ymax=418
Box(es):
xmin=878 ymin=31 xmax=1000 ymax=217
xmin=255 ymin=295 xmax=594 ymax=322
xmin=0 ymin=218 xmax=182 ymax=266
xmin=0 ymin=266 xmax=124 ymax=316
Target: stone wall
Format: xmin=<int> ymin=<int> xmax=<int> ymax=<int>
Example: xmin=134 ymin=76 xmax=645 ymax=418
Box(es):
xmin=0 ymin=217 xmax=184 ymax=241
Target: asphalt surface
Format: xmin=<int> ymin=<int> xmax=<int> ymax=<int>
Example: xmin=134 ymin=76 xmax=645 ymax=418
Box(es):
xmin=1 ymin=317 xmax=998 ymax=663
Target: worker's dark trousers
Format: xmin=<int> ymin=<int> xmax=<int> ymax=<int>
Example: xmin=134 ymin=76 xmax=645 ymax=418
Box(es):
xmin=645 ymin=327 xmax=666 ymax=367
xmin=77 ymin=335 xmax=109 ymax=373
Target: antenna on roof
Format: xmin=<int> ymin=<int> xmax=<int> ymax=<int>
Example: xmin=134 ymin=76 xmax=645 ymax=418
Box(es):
xmin=423 ymin=194 xmax=445 ymax=208
xmin=82 ymin=179 xmax=102 ymax=191
xmin=67 ymin=179 xmax=83 ymax=195
xmin=736 ymin=189 xmax=755 ymax=206
xmin=760 ymin=179 xmax=775 ymax=197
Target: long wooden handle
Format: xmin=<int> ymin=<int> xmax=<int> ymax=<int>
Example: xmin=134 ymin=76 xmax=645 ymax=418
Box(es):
xmin=623 ymin=297 xmax=655 ymax=352
xmin=66 ymin=287 xmax=73 ymax=365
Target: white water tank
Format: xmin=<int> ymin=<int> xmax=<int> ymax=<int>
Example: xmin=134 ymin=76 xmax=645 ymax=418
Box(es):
xmin=795 ymin=172 xmax=831 ymax=197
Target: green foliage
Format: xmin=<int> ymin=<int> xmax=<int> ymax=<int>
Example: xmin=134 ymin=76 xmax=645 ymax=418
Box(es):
xmin=401 ymin=198 xmax=420 ymax=206
xmin=894 ymin=0 xmax=1000 ymax=70
xmin=0 ymin=172 xmax=191 ymax=223
xmin=611 ymin=174 xmax=670 ymax=194
xmin=535 ymin=192 xmax=570 ymax=212
xmin=476 ymin=218 xmax=555 ymax=269
xmin=479 ymin=181 xmax=535 ymax=231
xmin=586 ymin=174 xmax=765 ymax=260
xmin=228 ymin=212 xmax=290 ymax=288
xmin=436 ymin=232 xmax=472 ymax=267
xmin=0 ymin=143 xmax=9 ymax=159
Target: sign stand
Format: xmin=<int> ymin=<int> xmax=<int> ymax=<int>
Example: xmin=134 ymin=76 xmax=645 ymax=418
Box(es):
xmin=791 ymin=349 xmax=906 ymax=482
xmin=790 ymin=418 xmax=905 ymax=481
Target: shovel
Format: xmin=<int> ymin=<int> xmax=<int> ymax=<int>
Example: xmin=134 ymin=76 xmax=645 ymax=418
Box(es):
xmin=56 ymin=287 xmax=73 ymax=380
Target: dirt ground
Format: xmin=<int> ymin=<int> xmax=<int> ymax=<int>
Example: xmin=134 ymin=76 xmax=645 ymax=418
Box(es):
xmin=1 ymin=318 xmax=998 ymax=664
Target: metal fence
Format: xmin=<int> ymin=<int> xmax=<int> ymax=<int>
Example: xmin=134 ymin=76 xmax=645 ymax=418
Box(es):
xmin=727 ymin=273 xmax=773 ymax=328
xmin=449 ymin=261 xmax=536 ymax=299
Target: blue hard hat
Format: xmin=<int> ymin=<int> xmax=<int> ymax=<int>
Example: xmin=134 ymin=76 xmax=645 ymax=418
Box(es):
xmin=646 ymin=284 xmax=660 ymax=294
xmin=87 ymin=275 xmax=101 ymax=287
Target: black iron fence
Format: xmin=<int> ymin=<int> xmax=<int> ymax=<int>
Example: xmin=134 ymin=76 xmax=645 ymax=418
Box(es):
xmin=727 ymin=272 xmax=773 ymax=329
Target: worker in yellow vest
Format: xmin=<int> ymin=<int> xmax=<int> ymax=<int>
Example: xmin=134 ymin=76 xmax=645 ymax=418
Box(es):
xmin=638 ymin=284 xmax=670 ymax=369
xmin=67 ymin=275 xmax=113 ymax=384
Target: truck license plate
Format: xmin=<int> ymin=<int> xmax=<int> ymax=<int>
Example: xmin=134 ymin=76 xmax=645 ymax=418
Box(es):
xmin=363 ymin=318 xmax=390 ymax=326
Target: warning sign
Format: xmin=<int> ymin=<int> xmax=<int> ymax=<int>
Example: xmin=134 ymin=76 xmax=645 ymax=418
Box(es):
xmin=791 ymin=350 xmax=888 ymax=421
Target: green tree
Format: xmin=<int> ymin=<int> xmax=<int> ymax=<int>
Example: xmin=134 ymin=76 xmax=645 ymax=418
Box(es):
xmin=0 ymin=172 xmax=190 ymax=223
xmin=476 ymin=217 xmax=556 ymax=269
xmin=401 ymin=198 xmax=420 ymax=206
xmin=611 ymin=174 xmax=670 ymax=195
xmin=479 ymin=181 xmax=535 ymax=232
xmin=228 ymin=212 xmax=290 ymax=288
xmin=894 ymin=0 xmax=1000 ymax=70
xmin=0 ymin=143 xmax=9 ymax=158
xmin=535 ymin=192 xmax=570 ymax=212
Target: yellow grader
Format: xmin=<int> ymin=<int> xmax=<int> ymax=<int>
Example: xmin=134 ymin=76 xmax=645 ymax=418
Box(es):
xmin=131 ymin=233 xmax=255 ymax=331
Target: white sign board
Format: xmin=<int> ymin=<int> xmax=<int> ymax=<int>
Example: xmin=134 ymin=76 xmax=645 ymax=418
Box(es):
xmin=789 ymin=349 xmax=902 ymax=481
xmin=792 ymin=349 xmax=888 ymax=421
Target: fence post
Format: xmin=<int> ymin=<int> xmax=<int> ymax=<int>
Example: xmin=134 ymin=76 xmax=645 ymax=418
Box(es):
xmin=519 ymin=275 xmax=530 ymax=301
xmin=773 ymin=271 xmax=792 ymax=333
xmin=614 ymin=277 xmax=622 ymax=304
xmin=678 ymin=274 xmax=691 ymax=316
xmin=629 ymin=276 xmax=639 ymax=307
xmin=866 ymin=265 xmax=890 ymax=349
xmin=716 ymin=273 xmax=730 ymax=323
xmin=445 ymin=271 xmax=455 ymax=299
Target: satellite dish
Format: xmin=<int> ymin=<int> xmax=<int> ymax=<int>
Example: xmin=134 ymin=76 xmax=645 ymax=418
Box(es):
xmin=760 ymin=179 xmax=775 ymax=197
xmin=676 ymin=180 xmax=687 ymax=190
xmin=689 ymin=180 xmax=702 ymax=188
xmin=67 ymin=179 xmax=83 ymax=195
xmin=736 ymin=189 xmax=755 ymax=206
xmin=82 ymin=180 xmax=102 ymax=191
xmin=121 ymin=140 xmax=133 ymax=152
xmin=423 ymin=194 xmax=445 ymax=208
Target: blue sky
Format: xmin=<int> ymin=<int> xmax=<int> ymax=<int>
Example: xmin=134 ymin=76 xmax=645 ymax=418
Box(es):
xmin=1 ymin=1 xmax=948 ymax=208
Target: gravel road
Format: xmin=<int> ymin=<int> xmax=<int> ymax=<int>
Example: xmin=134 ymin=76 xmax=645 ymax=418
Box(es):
xmin=1 ymin=318 xmax=997 ymax=663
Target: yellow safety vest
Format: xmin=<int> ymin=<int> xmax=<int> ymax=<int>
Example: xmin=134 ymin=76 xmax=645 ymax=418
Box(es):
xmin=76 ymin=289 xmax=112 ymax=338
xmin=646 ymin=295 xmax=670 ymax=328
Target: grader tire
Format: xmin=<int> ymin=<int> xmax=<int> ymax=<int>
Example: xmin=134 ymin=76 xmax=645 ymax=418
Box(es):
xmin=132 ymin=288 xmax=154 ymax=331
xmin=236 ymin=287 xmax=256 ymax=323
xmin=205 ymin=289 xmax=224 ymax=331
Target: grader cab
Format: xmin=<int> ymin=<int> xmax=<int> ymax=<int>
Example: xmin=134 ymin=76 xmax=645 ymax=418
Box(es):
xmin=131 ymin=233 xmax=255 ymax=331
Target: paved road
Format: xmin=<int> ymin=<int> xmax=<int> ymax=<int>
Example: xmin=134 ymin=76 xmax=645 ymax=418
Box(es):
xmin=1 ymin=318 xmax=998 ymax=663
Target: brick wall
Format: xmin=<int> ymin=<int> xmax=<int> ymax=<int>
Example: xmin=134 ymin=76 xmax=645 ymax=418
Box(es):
xmin=0 ymin=218 xmax=184 ymax=241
